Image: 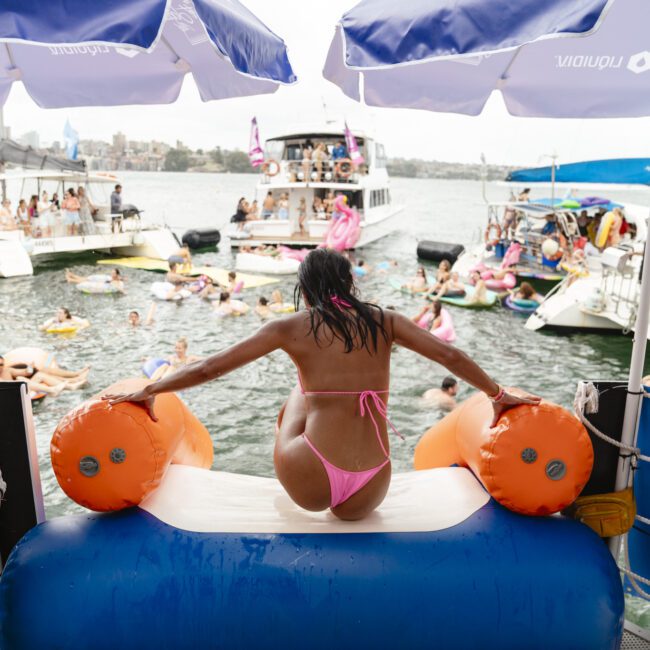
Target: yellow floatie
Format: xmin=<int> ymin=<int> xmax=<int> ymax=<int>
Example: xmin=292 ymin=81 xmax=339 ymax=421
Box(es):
xmin=45 ymin=324 xmax=79 ymax=334
xmin=595 ymin=211 xmax=614 ymax=249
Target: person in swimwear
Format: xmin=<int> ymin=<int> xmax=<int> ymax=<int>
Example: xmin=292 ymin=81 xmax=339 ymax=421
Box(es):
xmin=128 ymin=303 xmax=156 ymax=327
xmin=422 ymin=376 xmax=459 ymax=411
xmin=0 ymin=356 xmax=88 ymax=394
xmin=467 ymin=270 xmax=490 ymax=305
xmin=151 ymin=338 xmax=202 ymax=381
xmin=269 ymin=289 xmax=295 ymax=313
xmin=255 ymin=296 xmax=275 ymax=320
xmin=214 ymin=291 xmax=249 ymax=317
xmin=65 ymin=267 xmax=124 ymax=292
xmin=428 ymin=260 xmax=452 ymax=294
xmin=511 ymin=282 xmax=544 ymax=304
xmin=431 ymin=271 xmax=466 ymax=299
xmin=106 ymin=249 xmax=539 ymax=522
xmin=402 ymin=266 xmax=429 ymax=293
xmin=39 ymin=307 xmax=90 ymax=332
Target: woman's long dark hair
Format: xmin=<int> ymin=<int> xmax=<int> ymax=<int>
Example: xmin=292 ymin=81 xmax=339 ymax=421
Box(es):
xmin=294 ymin=249 xmax=388 ymax=353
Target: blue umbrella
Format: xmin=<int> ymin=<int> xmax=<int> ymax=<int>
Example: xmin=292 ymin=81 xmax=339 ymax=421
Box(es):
xmin=0 ymin=0 xmax=296 ymax=107
xmin=323 ymin=0 xmax=650 ymax=117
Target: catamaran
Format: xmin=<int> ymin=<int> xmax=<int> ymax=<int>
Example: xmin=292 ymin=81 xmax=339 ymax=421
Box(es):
xmin=0 ymin=170 xmax=179 ymax=278
xmin=228 ymin=123 xmax=403 ymax=249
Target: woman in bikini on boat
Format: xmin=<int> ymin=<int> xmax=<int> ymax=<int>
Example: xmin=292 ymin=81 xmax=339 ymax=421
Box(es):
xmin=106 ymin=249 xmax=538 ymax=521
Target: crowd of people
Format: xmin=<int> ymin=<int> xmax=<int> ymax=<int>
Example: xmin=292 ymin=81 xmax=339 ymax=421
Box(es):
xmin=0 ymin=187 xmax=101 ymax=237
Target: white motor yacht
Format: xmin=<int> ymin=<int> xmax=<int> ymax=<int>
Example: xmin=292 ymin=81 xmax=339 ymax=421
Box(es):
xmin=228 ymin=124 xmax=403 ymax=249
xmin=0 ymin=170 xmax=179 ymax=278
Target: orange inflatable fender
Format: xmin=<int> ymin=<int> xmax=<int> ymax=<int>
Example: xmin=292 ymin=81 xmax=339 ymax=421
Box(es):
xmin=51 ymin=378 xmax=213 ymax=512
xmin=414 ymin=392 xmax=593 ymax=516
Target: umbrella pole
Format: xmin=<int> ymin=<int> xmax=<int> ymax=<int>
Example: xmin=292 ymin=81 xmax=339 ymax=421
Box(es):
xmin=609 ymin=214 xmax=650 ymax=559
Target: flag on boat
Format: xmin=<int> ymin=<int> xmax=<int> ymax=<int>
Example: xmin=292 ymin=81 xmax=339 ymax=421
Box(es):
xmin=63 ymin=119 xmax=79 ymax=160
xmin=248 ymin=117 xmax=264 ymax=168
xmin=344 ymin=122 xmax=364 ymax=166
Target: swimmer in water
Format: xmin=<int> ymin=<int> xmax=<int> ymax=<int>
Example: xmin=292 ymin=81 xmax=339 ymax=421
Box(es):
xmin=220 ymin=271 xmax=241 ymax=294
xmin=39 ymin=307 xmax=90 ymax=332
xmin=422 ymin=376 xmax=459 ymax=411
xmin=269 ymin=289 xmax=294 ymax=313
xmin=255 ymin=296 xmax=275 ymax=320
xmin=65 ymin=267 xmax=124 ymax=292
xmin=402 ymin=266 xmax=429 ymax=293
xmin=128 ymin=303 xmax=156 ymax=327
xmin=151 ymin=337 xmax=202 ymax=381
xmin=214 ymin=291 xmax=249 ymax=317
xmin=375 ymin=260 xmax=398 ymax=273
xmin=511 ymin=282 xmax=544 ymax=304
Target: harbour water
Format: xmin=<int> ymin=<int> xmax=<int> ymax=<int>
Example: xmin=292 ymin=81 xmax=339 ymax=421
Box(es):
xmin=2 ymin=171 xmax=649 ymax=624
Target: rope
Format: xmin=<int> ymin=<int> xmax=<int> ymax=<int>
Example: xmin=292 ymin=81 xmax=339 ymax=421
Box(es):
xmin=573 ymin=382 xmax=650 ymax=463
xmin=574 ymin=383 xmax=650 ymax=597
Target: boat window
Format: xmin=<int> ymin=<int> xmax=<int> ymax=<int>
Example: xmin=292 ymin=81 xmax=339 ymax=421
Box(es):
xmin=285 ymin=144 xmax=302 ymax=161
xmin=375 ymin=143 xmax=387 ymax=169
xmin=264 ymin=140 xmax=284 ymax=161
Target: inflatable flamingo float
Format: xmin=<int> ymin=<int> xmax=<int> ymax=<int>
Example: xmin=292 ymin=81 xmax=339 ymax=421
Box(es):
xmin=322 ymin=196 xmax=361 ymax=251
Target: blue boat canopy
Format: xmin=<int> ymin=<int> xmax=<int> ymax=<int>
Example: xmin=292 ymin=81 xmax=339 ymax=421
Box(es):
xmin=507 ymin=159 xmax=650 ymax=186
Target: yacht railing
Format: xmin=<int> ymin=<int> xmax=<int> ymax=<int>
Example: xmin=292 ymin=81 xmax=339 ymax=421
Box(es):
xmin=600 ymin=264 xmax=640 ymax=331
xmin=259 ymin=160 xmax=363 ymax=185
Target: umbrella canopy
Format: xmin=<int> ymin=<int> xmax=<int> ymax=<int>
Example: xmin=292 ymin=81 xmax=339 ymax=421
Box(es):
xmin=323 ymin=0 xmax=650 ymax=117
xmin=0 ymin=0 xmax=296 ymax=108
xmin=508 ymin=158 xmax=650 ymax=185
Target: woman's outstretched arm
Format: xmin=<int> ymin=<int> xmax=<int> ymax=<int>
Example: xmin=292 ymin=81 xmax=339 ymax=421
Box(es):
xmin=104 ymin=319 xmax=286 ymax=420
xmin=390 ymin=311 xmax=539 ymax=424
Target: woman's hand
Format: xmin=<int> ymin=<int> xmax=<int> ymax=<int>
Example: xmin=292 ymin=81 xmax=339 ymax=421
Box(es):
xmin=102 ymin=389 xmax=158 ymax=421
xmin=491 ymin=388 xmax=541 ymax=426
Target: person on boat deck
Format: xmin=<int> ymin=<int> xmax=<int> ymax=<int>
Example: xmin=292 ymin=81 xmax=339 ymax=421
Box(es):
xmin=65 ymin=267 xmax=124 ymax=291
xmin=313 ymin=196 xmax=325 ymax=219
xmin=231 ymin=197 xmax=250 ymax=231
xmin=301 ymin=144 xmax=313 ymax=182
xmin=298 ymin=197 xmax=307 ymax=234
xmin=16 ymin=198 xmax=29 ymax=233
xmin=332 ymin=140 xmax=347 ymax=161
xmin=511 ymin=282 xmax=544 ymax=305
xmin=313 ymin=142 xmax=328 ymax=182
xmin=0 ymin=199 xmax=15 ymax=230
xmin=432 ymin=271 xmax=466 ymax=299
xmin=27 ymin=194 xmax=41 ymax=236
xmin=323 ymin=191 xmax=336 ymax=218
xmin=51 ymin=192 xmax=61 ymax=210
xmin=502 ymin=203 xmax=517 ymax=238
xmin=77 ymin=186 xmax=97 ymax=235
xmin=128 ymin=303 xmax=156 ymax=327
xmin=106 ymin=249 xmax=539 ymax=521
xmin=248 ymin=200 xmax=260 ymax=220
xmin=422 ymin=376 xmax=459 ymax=412
xmin=0 ymin=356 xmax=89 ymax=396
xmin=468 ymin=270 xmax=489 ymax=305
xmin=110 ymin=184 xmax=122 ymax=214
xmin=517 ymin=188 xmax=531 ymax=202
xmin=61 ymin=188 xmax=81 ymax=236
xmin=428 ymin=259 xmax=452 ymax=295
xmin=403 ymin=266 xmax=429 ymax=293
xmin=277 ymin=193 xmax=289 ymax=220
xmin=151 ymin=337 xmax=203 ymax=381
xmin=255 ymin=296 xmax=275 ymax=320
xmin=36 ymin=191 xmax=53 ymax=237
xmin=39 ymin=307 xmax=90 ymax=332
xmin=608 ymin=207 xmax=624 ymax=247
xmin=541 ymin=214 xmax=557 ymax=237
xmin=262 ymin=191 xmax=275 ymax=219
xmin=577 ymin=210 xmax=589 ymax=237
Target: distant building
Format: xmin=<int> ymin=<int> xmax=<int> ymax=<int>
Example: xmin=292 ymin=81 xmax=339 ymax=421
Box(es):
xmin=18 ymin=130 xmax=40 ymax=149
xmin=112 ymin=131 xmax=127 ymax=155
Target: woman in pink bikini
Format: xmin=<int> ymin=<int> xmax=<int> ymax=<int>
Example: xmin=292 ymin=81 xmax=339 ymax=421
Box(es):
xmin=106 ymin=249 xmax=538 ymax=521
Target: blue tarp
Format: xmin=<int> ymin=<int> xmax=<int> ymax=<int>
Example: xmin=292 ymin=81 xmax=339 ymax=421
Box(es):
xmin=507 ymin=159 xmax=650 ymax=186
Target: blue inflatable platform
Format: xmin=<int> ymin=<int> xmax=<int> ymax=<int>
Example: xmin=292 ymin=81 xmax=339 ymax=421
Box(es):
xmin=0 ymin=467 xmax=624 ymax=649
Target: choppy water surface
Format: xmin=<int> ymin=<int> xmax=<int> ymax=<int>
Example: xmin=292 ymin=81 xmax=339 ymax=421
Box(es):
xmin=2 ymin=172 xmax=650 ymax=621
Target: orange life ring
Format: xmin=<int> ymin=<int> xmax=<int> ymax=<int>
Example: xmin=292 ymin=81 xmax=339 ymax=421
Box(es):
xmin=484 ymin=222 xmax=502 ymax=245
xmin=334 ymin=158 xmax=354 ymax=179
xmin=261 ymin=159 xmax=280 ymax=177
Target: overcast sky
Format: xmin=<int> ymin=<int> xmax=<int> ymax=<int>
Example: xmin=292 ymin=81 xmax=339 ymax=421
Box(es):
xmin=3 ymin=0 xmax=650 ymax=166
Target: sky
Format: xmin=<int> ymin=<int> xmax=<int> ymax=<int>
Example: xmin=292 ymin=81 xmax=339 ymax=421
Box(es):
xmin=3 ymin=0 xmax=650 ymax=166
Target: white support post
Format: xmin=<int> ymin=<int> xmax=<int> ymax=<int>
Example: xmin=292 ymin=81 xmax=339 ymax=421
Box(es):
xmin=610 ymin=214 xmax=650 ymax=559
